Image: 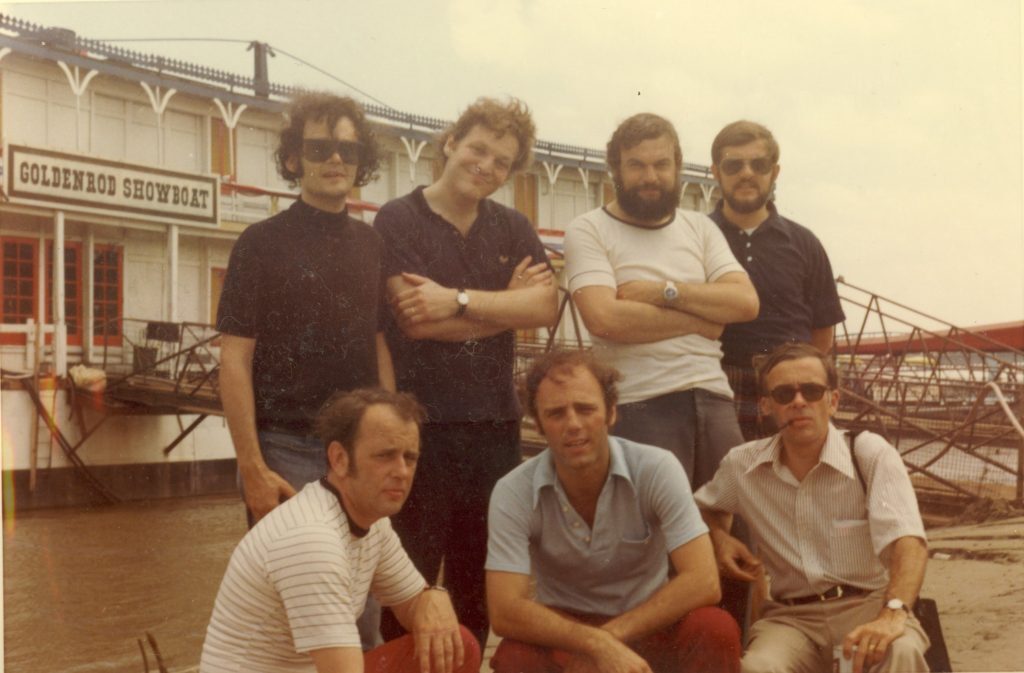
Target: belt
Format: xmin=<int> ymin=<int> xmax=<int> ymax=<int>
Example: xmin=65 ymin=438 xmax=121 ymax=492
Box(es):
xmin=778 ymin=585 xmax=868 ymax=606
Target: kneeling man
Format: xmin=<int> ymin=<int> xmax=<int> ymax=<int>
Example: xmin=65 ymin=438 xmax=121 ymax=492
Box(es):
xmin=695 ymin=343 xmax=929 ymax=673
xmin=486 ymin=350 xmax=741 ymax=673
xmin=201 ymin=389 xmax=479 ymax=673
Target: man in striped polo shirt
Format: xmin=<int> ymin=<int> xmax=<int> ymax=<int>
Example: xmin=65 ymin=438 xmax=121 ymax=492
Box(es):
xmin=201 ymin=389 xmax=480 ymax=673
xmin=695 ymin=343 xmax=929 ymax=673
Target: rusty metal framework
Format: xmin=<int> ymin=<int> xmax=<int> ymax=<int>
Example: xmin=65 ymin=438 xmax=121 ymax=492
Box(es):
xmin=834 ymin=280 xmax=1024 ymax=506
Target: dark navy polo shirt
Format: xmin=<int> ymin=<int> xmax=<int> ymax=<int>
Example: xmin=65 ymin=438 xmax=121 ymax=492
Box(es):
xmin=216 ymin=199 xmax=385 ymax=432
xmin=375 ymin=186 xmax=549 ymax=423
xmin=710 ymin=202 xmax=845 ymax=367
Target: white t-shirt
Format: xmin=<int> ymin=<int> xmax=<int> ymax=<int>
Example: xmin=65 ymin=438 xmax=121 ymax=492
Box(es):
xmin=565 ymin=207 xmax=744 ymax=403
xmin=200 ymin=481 xmax=425 ymax=673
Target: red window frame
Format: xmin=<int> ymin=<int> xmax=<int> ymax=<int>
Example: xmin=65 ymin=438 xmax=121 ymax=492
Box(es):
xmin=93 ymin=245 xmax=123 ymax=346
xmin=1 ymin=237 xmax=39 ymax=346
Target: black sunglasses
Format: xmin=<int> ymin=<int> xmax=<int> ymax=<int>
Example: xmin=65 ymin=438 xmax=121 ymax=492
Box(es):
xmin=302 ymin=139 xmax=362 ymax=164
xmin=719 ymin=157 xmax=774 ymax=176
xmin=767 ymin=383 xmax=829 ymax=404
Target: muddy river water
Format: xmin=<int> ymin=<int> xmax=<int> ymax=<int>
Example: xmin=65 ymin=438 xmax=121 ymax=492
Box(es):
xmin=4 ymin=494 xmax=247 ymax=672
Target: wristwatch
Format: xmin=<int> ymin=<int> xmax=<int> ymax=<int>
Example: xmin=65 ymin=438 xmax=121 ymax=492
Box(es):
xmin=455 ymin=288 xmax=470 ymax=317
xmin=885 ymin=598 xmax=910 ymax=614
xmin=662 ymin=280 xmax=679 ymax=302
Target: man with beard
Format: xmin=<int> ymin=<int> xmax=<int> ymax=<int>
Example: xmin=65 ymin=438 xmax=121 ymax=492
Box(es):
xmin=563 ymin=113 xmax=759 ymax=491
xmin=709 ymin=121 xmax=845 ymax=441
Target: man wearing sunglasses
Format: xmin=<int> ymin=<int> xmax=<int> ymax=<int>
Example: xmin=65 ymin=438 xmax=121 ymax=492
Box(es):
xmin=216 ymin=93 xmax=393 ymax=651
xmin=564 ymin=113 xmax=759 ymax=491
xmin=374 ymin=97 xmax=558 ymax=648
xmin=709 ymin=121 xmax=845 ymax=441
xmin=695 ymin=343 xmax=930 ymax=673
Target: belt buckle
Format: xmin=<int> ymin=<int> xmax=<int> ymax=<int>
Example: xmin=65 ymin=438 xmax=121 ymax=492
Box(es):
xmin=820 ymin=585 xmax=842 ymax=601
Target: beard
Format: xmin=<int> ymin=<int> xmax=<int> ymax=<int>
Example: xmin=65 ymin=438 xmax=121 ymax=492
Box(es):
xmin=723 ymin=180 xmax=774 ymax=214
xmin=615 ymin=178 xmax=682 ymax=222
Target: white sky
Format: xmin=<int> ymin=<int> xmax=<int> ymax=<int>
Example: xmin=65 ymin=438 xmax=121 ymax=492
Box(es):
xmin=4 ymin=0 xmax=1023 ymax=330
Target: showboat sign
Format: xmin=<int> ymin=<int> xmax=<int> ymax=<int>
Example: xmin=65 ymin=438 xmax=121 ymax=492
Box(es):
xmin=5 ymin=144 xmax=219 ymax=226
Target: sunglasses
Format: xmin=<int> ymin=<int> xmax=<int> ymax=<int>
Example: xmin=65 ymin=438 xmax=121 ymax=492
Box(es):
xmin=719 ymin=157 xmax=774 ymax=176
xmin=767 ymin=383 xmax=829 ymax=404
xmin=302 ymin=139 xmax=362 ymax=164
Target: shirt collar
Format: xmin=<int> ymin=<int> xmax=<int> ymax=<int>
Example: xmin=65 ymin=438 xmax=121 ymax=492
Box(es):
xmin=411 ymin=185 xmax=496 ymax=236
xmin=318 ymin=477 xmax=370 ymax=538
xmin=531 ymin=436 xmax=633 ymax=508
xmin=293 ymin=197 xmax=351 ymax=227
xmin=713 ymin=201 xmax=792 ymax=241
xmin=745 ymin=423 xmax=856 ymax=481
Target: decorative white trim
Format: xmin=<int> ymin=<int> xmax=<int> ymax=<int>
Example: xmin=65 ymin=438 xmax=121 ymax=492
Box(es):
xmin=399 ymin=137 xmax=428 ymax=183
xmin=56 ymin=61 xmax=100 ymax=97
xmin=542 ymin=161 xmax=563 ymax=186
xmin=212 ymin=99 xmax=247 ymax=178
xmin=0 ymin=47 xmax=13 ymax=63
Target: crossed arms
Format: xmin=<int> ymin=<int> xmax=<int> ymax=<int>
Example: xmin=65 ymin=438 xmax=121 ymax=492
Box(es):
xmin=573 ymin=271 xmax=759 ymax=345
xmin=486 ymin=535 xmax=720 ymax=673
xmin=387 ymin=256 xmax=558 ymax=342
xmin=309 ymin=587 xmax=466 ymax=673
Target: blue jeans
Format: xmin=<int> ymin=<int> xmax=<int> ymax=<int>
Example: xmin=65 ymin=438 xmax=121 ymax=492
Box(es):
xmin=242 ymin=430 xmax=383 ymax=650
xmin=614 ymin=388 xmax=743 ymax=491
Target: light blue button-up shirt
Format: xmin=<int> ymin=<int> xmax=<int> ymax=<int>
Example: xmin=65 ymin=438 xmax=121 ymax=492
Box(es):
xmin=486 ymin=436 xmax=708 ymax=616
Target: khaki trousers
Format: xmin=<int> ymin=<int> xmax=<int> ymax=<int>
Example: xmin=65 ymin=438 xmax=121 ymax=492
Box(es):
xmin=742 ymin=589 xmax=930 ymax=673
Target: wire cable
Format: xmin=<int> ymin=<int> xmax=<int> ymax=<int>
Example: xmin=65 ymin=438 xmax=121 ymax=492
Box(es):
xmin=95 ymin=37 xmax=395 ymax=110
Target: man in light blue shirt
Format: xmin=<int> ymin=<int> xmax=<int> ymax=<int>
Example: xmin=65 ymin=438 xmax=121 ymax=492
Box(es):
xmin=485 ymin=350 xmax=741 ymax=673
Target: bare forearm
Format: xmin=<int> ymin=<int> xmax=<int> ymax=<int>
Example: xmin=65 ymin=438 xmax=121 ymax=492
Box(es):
xmin=883 ymin=536 xmax=928 ymax=608
xmin=576 ymin=291 xmax=723 ymax=343
xmin=375 ymin=332 xmax=396 ymax=391
xmin=667 ymin=277 xmax=759 ymax=324
xmin=492 ymin=596 xmax=614 ymax=658
xmin=463 ymin=283 xmax=558 ymax=330
xmin=810 ymin=325 xmax=835 ymax=354
xmin=219 ymin=341 xmax=265 ymax=474
xmin=602 ymin=537 xmax=721 ymax=643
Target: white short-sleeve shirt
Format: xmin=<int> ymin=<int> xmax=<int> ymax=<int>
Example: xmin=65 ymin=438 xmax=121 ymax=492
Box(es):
xmin=564 ymin=207 xmax=744 ymax=403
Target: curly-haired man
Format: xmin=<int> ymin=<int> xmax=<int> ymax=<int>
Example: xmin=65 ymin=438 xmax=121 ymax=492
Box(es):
xmin=217 ymin=92 xmax=393 ymax=541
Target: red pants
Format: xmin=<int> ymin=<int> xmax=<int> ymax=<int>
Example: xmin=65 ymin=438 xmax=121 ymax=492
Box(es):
xmin=490 ymin=606 xmax=740 ymax=673
xmin=365 ymin=626 xmax=481 ymax=673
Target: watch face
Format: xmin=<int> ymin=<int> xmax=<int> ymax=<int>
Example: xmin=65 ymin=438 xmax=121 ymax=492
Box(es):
xmin=663 ymin=284 xmax=679 ymax=301
xmin=457 ymin=291 xmax=469 ymax=306
xmin=886 ymin=598 xmax=906 ymax=612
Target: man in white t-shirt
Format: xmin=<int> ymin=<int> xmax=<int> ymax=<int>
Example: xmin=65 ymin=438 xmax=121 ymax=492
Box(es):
xmin=200 ymin=389 xmax=480 ymax=673
xmin=564 ymin=113 xmax=759 ymax=490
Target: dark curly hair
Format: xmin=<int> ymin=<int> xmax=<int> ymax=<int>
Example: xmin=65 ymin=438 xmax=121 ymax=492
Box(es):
xmin=525 ymin=349 xmax=621 ymax=422
xmin=275 ymin=91 xmax=382 ymax=188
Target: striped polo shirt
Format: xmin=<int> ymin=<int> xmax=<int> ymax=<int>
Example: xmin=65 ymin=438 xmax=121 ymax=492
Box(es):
xmin=200 ymin=481 xmax=425 ymax=673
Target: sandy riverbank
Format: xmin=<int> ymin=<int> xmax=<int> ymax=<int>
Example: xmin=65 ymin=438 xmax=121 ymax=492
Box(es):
xmin=3 ymin=497 xmax=1021 ymax=672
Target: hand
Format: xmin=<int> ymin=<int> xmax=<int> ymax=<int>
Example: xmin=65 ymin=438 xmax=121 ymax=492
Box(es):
xmin=507 ymin=256 xmax=553 ymax=290
xmin=411 ymin=588 xmax=465 ymax=673
xmin=569 ymin=632 xmax=652 ymax=673
xmin=242 ymin=468 xmax=296 ymax=523
xmin=843 ymin=610 xmax=908 ymax=673
xmin=394 ymin=273 xmax=459 ymax=325
xmin=711 ymin=531 xmax=762 ymax=582
xmin=616 ymin=280 xmax=669 ymax=306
